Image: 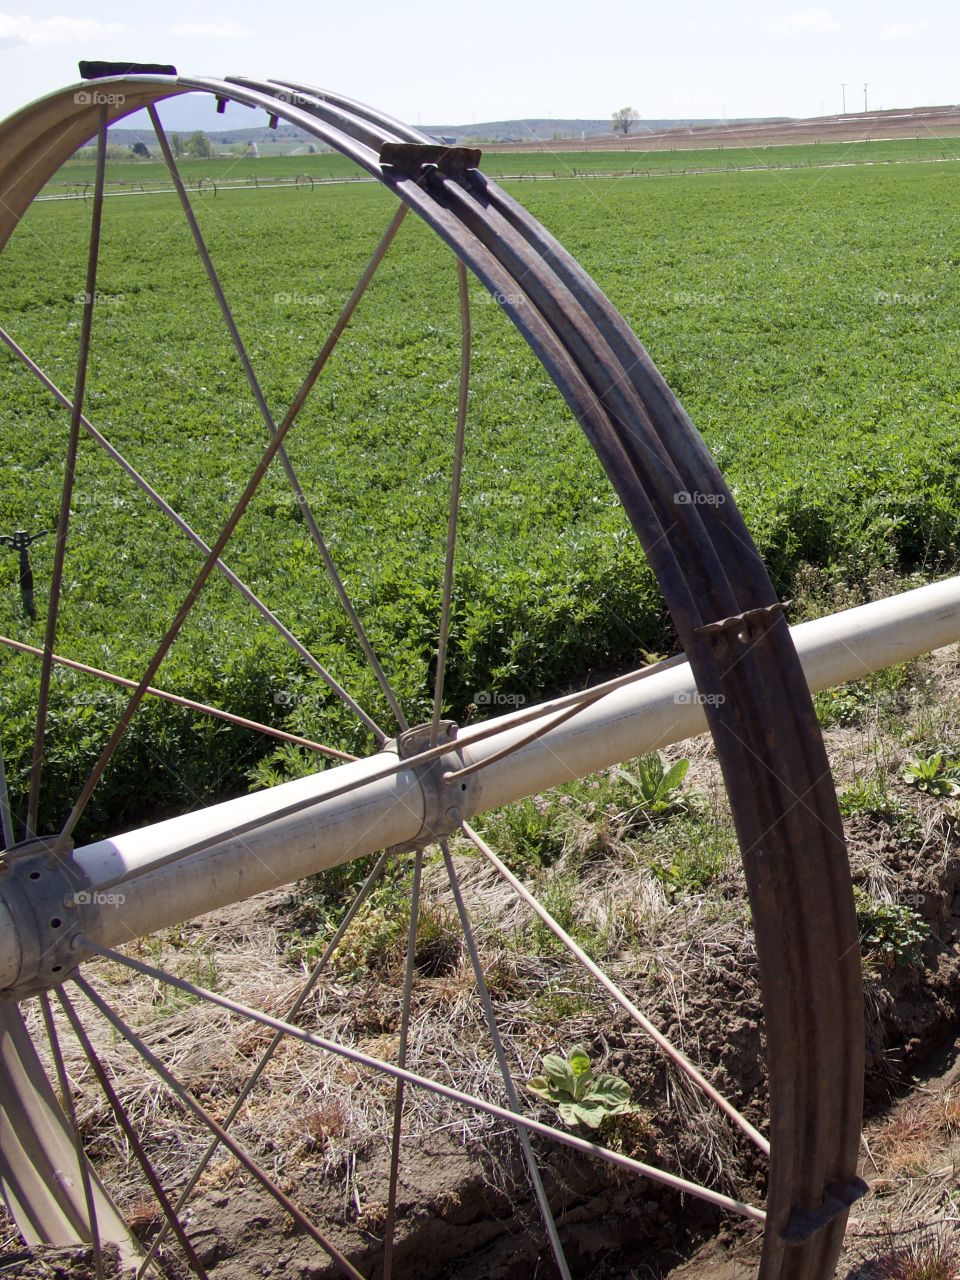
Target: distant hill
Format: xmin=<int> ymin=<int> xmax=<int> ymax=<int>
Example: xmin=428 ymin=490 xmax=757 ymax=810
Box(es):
xmin=419 ymin=117 xmax=725 ymax=144
xmin=99 ymin=116 xmax=729 ymax=153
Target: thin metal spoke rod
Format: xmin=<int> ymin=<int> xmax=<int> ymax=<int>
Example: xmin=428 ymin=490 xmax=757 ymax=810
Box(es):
xmin=38 ymin=993 xmax=105 ymax=1280
xmin=443 ymin=680 xmax=615 ymax=783
xmin=81 ymin=942 xmax=766 ymax=1224
xmin=0 ymin=737 xmax=14 ymax=848
xmin=430 ymin=260 xmax=471 ymax=747
xmin=381 ymin=849 xmax=423 ymax=1280
xmin=27 ymin=106 xmax=109 ymax=839
xmin=75 ymin=974 xmax=368 ymax=1280
xmin=137 ymin=849 xmax=391 ymax=1275
xmin=52 ymin=202 xmax=405 ymax=853
xmin=1 ymin=635 xmax=355 ymax=763
xmin=149 ymin=107 xmax=409 ymax=736
xmin=461 ymin=821 xmax=770 ymax=1155
xmin=55 ymin=987 xmax=210 ymax=1280
xmin=0 ymin=327 xmax=378 ymax=744
xmin=441 ymin=839 xmax=572 ymax=1280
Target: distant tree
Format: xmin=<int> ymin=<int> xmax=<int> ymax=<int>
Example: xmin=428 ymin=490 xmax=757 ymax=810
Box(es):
xmin=185 ymin=130 xmax=214 ymax=158
xmin=74 ymin=143 xmax=130 ymax=160
xmin=130 ymin=141 xmax=150 ymax=158
xmin=170 ymin=133 xmax=185 ymax=158
xmin=612 ymin=107 xmax=639 ymax=135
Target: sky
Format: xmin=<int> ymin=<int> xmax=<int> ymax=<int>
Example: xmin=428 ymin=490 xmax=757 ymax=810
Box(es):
xmin=0 ymin=0 xmax=957 ymax=129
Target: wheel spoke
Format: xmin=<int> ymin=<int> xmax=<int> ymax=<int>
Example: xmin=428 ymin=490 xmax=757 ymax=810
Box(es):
xmin=54 ymin=988 xmax=211 ymax=1280
xmin=136 ymin=849 xmax=391 ymax=1275
xmin=460 ymin=820 xmax=770 ymax=1155
xmin=0 ymin=737 xmax=14 ymax=848
xmin=443 ymin=681 xmax=614 ymax=783
xmin=38 ymin=994 xmax=104 ymax=1280
xmin=150 ymin=107 xmax=410 ymax=735
xmin=80 ymin=942 xmax=766 ymax=1223
xmin=381 ymin=849 xmax=423 ymax=1280
xmin=429 ymin=260 xmax=471 ymax=746
xmin=27 ymin=106 xmax=109 ymax=839
xmin=0 ymin=326 xmax=379 ymax=746
xmin=52 ymin=201 xmax=407 ymax=852
xmin=440 ymin=839 xmax=572 ymax=1280
xmin=74 ymin=974 xmax=368 ymax=1280
xmin=1 ymin=636 xmax=355 ymax=763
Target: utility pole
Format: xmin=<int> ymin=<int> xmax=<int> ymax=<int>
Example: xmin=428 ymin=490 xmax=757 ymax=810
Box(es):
xmin=841 ymin=83 xmax=847 ymax=114
xmin=863 ymin=83 xmax=868 ymax=112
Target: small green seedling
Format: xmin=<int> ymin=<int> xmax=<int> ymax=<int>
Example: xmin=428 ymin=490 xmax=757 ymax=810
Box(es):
xmin=617 ymin=753 xmax=689 ymax=817
xmin=901 ymin=753 xmax=960 ymax=798
xmin=855 ymin=888 xmax=929 ymax=968
xmin=527 ymin=1046 xmax=633 ymax=1129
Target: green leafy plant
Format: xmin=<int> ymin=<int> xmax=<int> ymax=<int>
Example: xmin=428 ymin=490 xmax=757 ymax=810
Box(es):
xmin=855 ymin=888 xmax=929 ymax=968
xmin=616 ymin=753 xmax=690 ymax=819
xmin=649 ymin=818 xmax=730 ymax=898
xmin=527 ymin=1046 xmax=633 ymax=1129
xmin=901 ymin=753 xmax=960 ymax=797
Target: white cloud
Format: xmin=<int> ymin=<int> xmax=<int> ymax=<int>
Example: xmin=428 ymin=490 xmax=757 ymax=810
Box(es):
xmin=168 ymin=21 xmax=253 ymax=38
xmin=767 ymin=8 xmax=840 ymax=33
xmin=0 ymin=12 xmax=132 ymax=47
xmin=880 ymin=21 xmax=930 ymax=39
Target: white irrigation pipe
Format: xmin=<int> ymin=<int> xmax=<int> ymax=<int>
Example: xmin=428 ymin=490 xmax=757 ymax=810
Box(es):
xmin=2 ymin=573 xmax=959 ymax=986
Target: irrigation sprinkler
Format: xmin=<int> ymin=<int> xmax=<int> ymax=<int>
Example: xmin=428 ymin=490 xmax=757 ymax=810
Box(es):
xmin=0 ymin=68 xmax=953 ymax=1280
xmin=0 ymin=529 xmax=46 ymax=618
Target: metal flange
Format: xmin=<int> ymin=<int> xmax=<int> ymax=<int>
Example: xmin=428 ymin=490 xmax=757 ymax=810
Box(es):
xmin=0 ymin=839 xmax=92 ymax=996
xmin=388 ymin=720 xmax=480 ymax=852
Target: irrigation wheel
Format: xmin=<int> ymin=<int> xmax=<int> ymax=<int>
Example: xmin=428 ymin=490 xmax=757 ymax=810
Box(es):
xmin=0 ymin=71 xmax=865 ymax=1279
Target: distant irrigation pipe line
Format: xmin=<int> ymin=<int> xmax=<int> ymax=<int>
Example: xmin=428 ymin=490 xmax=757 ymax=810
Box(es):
xmin=34 ymin=150 xmax=960 ymax=204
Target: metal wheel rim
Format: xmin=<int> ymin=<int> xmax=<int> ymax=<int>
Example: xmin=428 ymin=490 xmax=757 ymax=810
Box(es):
xmin=0 ymin=73 xmax=865 ymax=1279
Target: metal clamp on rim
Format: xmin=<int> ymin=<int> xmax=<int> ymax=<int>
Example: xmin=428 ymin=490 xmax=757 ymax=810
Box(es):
xmin=781 ymin=1177 xmax=869 ymax=1244
xmin=386 ymin=720 xmax=480 ymax=853
xmin=695 ymin=599 xmax=792 ymax=638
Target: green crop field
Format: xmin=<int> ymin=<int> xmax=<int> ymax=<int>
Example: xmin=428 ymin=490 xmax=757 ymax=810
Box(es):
xmin=4 ymin=150 xmax=960 ymax=840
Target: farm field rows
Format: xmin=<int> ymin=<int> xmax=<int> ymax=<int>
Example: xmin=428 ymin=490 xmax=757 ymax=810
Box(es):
xmin=3 ymin=149 xmax=960 ymax=839
xmin=46 ymin=131 xmax=960 ymax=193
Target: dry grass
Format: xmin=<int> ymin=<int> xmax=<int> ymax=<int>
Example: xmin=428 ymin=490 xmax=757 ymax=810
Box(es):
xmin=14 ymin=642 xmax=960 ymax=1278
xmin=871 ymin=1105 xmax=943 ymax=1177
xmin=868 ymin=1227 xmax=960 ymax=1280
